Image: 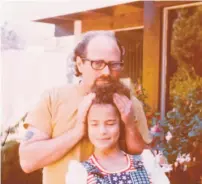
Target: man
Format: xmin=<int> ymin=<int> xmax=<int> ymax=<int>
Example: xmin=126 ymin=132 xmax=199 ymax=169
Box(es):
xmin=19 ymin=31 xmax=152 ymax=184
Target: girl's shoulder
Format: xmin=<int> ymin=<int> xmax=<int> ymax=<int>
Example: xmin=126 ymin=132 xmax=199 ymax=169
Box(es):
xmin=81 ymin=156 xmax=101 ymax=174
xmin=132 ymin=149 xmax=170 ymax=184
xmin=66 ymin=160 xmax=88 ymax=184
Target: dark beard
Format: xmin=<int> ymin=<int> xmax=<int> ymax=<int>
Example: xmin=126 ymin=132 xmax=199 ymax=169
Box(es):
xmin=90 ymin=76 xmax=131 ymax=103
xmin=94 ymin=76 xmax=118 ymax=87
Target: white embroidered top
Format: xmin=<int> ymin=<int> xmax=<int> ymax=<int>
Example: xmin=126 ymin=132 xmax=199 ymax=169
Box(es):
xmin=66 ymin=149 xmax=170 ymax=184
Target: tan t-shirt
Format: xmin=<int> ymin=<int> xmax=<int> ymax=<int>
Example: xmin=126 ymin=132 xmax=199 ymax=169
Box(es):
xmin=24 ymin=84 xmax=152 ymax=184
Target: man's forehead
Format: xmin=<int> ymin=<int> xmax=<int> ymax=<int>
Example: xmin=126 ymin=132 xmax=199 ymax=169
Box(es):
xmin=86 ymin=35 xmax=120 ymax=59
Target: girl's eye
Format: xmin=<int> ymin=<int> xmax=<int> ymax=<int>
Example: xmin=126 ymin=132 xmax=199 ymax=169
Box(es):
xmin=107 ymin=121 xmax=115 ymax=125
xmin=90 ymin=122 xmax=98 ymax=126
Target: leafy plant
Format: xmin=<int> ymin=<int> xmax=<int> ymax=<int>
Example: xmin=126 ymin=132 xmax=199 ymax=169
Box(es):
xmin=1 ymin=141 xmax=42 ymax=184
xmin=163 ymin=5 xmax=202 ymax=164
xmin=159 ymin=88 xmax=202 ymax=163
xmin=169 ymin=67 xmax=202 ymax=104
xmin=0 ymin=21 xmax=24 ymax=50
xmin=171 ymin=6 xmax=202 ymax=76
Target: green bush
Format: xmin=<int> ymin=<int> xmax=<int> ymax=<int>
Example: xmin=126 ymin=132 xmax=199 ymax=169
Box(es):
xmin=159 ymin=89 xmax=202 ymax=163
xmin=1 ymin=140 xmax=42 ymax=184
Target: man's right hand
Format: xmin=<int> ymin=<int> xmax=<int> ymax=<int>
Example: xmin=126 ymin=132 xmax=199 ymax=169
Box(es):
xmin=19 ymin=93 xmax=95 ymax=173
xmin=75 ymin=93 xmax=95 ymax=137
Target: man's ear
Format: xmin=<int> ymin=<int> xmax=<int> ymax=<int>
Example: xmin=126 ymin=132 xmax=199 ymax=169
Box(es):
xmin=76 ymin=56 xmax=84 ymax=74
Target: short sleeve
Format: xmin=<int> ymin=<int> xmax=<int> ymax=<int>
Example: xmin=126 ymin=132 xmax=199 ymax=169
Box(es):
xmin=131 ymin=96 xmax=153 ymax=144
xmin=141 ymin=149 xmax=170 ymax=184
xmin=66 ymin=160 xmax=88 ymax=184
xmin=23 ymin=90 xmax=53 ymax=137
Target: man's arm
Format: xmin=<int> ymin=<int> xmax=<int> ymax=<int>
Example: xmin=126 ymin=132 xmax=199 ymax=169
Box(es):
xmin=19 ymin=125 xmax=83 ymax=173
xmin=124 ymin=122 xmax=145 ymax=154
xmin=124 ymin=101 xmax=152 ymax=154
xmin=113 ymin=93 xmax=151 ymax=154
xmin=19 ymin=93 xmax=95 ymax=173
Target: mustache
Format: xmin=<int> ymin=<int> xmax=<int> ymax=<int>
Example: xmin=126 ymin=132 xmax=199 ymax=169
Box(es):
xmin=91 ymin=76 xmax=119 ymax=92
xmin=95 ymin=76 xmax=115 ymax=83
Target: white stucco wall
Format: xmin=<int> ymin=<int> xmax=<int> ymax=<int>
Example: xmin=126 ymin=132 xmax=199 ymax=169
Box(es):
xmin=1 ymin=34 xmax=78 ymax=131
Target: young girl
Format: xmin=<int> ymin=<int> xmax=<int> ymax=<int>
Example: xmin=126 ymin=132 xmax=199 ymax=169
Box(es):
xmin=66 ymin=81 xmax=170 ymax=184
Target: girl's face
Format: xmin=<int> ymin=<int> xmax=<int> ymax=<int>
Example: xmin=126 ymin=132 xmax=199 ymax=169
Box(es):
xmin=87 ymin=104 xmax=120 ymax=152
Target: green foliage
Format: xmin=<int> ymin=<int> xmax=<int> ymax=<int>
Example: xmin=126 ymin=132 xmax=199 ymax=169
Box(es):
xmin=1 ymin=140 xmax=42 ymax=184
xmin=152 ymin=6 xmax=202 ymax=166
xmin=1 ymin=113 xmax=42 ymax=184
xmin=171 ymin=6 xmax=202 ymax=76
xmin=159 ymin=89 xmax=202 ymax=163
xmin=0 ymin=21 xmax=24 ymax=50
xmin=170 ymin=5 xmax=202 ymax=103
xmin=169 ymin=67 xmax=202 ymax=102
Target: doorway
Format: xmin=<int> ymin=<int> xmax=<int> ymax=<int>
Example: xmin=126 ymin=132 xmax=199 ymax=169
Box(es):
xmin=115 ymin=28 xmax=143 ymax=84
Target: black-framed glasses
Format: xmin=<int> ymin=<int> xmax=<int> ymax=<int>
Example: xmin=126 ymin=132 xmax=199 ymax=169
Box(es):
xmin=81 ymin=58 xmax=124 ymax=71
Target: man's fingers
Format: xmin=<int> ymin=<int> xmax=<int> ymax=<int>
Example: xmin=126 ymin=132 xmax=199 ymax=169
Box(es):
xmin=82 ymin=93 xmax=95 ymax=109
xmin=113 ymin=93 xmax=128 ymax=106
xmin=114 ymin=93 xmax=129 ymax=106
xmin=80 ymin=93 xmax=95 ymax=106
xmin=113 ymin=94 xmax=125 ymax=113
xmin=78 ymin=93 xmax=95 ymax=122
xmin=113 ymin=93 xmax=132 ymax=114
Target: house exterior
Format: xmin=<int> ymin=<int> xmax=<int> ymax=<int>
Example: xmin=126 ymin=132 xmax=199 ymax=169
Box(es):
xmin=34 ymin=0 xmax=202 ymax=117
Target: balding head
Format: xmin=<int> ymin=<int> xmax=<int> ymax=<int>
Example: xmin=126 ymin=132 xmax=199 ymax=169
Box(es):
xmin=72 ymin=31 xmax=124 ymax=76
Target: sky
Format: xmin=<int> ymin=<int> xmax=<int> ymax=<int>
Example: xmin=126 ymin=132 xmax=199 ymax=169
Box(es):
xmin=1 ymin=0 xmax=136 ymax=22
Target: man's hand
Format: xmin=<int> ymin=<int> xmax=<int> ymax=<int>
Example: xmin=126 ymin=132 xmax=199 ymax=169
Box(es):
xmin=113 ymin=93 xmax=135 ymax=127
xmin=113 ymin=93 xmax=145 ymax=154
xmin=75 ymin=93 xmax=96 ymax=137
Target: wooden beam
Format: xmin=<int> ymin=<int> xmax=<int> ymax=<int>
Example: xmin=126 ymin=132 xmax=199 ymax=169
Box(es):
xmin=143 ymin=1 xmax=161 ymax=110
xmin=113 ymin=4 xmax=143 ymax=15
xmin=82 ymin=10 xmax=143 ymax=32
xmin=90 ymin=7 xmax=114 ymax=17
xmin=154 ymin=1 xmax=197 ymax=8
xmin=80 ymin=11 xmax=111 ymax=21
xmin=82 ymin=15 xmax=112 ymax=31
xmin=113 ymin=10 xmax=143 ymax=29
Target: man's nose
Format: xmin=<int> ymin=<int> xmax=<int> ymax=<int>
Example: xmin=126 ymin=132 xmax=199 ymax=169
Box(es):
xmin=101 ymin=65 xmax=110 ymax=75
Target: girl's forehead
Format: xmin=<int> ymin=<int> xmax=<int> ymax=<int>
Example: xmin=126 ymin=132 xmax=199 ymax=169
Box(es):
xmin=88 ymin=104 xmax=119 ymax=118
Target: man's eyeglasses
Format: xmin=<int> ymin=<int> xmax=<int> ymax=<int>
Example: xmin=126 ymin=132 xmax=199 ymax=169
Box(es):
xmin=81 ymin=58 xmax=124 ymax=71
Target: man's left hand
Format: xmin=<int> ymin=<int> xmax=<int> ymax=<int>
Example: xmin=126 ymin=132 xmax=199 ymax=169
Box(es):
xmin=113 ymin=93 xmax=135 ymax=127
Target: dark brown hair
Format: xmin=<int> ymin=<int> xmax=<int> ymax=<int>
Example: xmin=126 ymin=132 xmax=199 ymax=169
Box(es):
xmin=90 ymin=79 xmax=130 ymax=105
